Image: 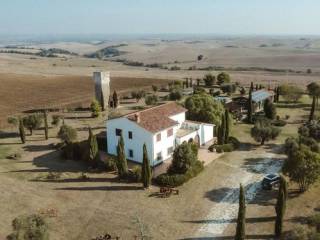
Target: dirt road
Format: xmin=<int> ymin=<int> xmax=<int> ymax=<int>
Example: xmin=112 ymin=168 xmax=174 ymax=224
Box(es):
xmin=181 ymin=144 xmax=285 ymax=240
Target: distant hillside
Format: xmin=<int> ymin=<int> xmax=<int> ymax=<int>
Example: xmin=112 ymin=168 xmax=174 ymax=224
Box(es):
xmin=84 ymin=44 xmax=128 ymax=59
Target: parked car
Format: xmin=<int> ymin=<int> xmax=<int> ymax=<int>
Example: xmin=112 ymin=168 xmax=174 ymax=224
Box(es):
xmin=261 ymin=174 xmax=280 ymax=190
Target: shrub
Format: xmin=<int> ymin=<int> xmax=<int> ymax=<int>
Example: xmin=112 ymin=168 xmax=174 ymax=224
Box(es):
xmin=145 ymin=95 xmax=158 ymax=105
xmin=7 ymin=214 xmax=49 ymax=240
xmin=105 ymin=156 xmax=117 ymax=171
xmin=169 ymin=88 xmax=183 ymax=100
xmin=203 ymin=74 xmax=216 ymax=86
xmin=156 ymin=161 xmax=204 ymax=187
xmin=214 ymin=144 xmax=234 ymax=153
xmin=90 ymin=99 xmax=101 ymax=118
xmin=51 ymin=115 xmax=61 ymax=126
xmin=217 ymin=72 xmax=231 ymax=85
xmin=23 ymin=114 xmax=43 ymax=135
xmin=57 ymin=125 xmax=77 ymax=145
xmin=7 ymin=116 xmax=18 ymax=126
xmin=6 ymin=153 xmax=22 ymax=160
xmin=127 ymin=166 xmax=142 ymax=182
xmin=78 ymin=172 xmax=90 ymax=180
xmin=228 ymin=136 xmax=240 ymax=149
xmin=309 ymin=214 xmax=320 ymax=232
xmin=168 ymin=142 xmax=197 ymax=174
xmin=220 ymin=84 xmax=236 ymax=94
xmin=272 ymin=119 xmax=287 ymax=127
xmin=46 ymin=172 xmax=61 ymax=180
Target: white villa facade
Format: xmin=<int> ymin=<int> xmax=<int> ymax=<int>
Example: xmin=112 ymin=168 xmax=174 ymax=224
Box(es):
xmin=106 ymin=102 xmax=215 ymax=167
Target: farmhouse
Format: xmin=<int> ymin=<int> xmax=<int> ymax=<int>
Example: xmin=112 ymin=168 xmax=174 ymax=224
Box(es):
xmin=106 ymin=102 xmax=215 ymax=166
xmin=228 ymin=89 xmax=274 ymax=114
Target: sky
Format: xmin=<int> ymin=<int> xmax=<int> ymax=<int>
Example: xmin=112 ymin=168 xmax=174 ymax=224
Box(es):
xmin=0 ymin=0 xmax=319 ymax=36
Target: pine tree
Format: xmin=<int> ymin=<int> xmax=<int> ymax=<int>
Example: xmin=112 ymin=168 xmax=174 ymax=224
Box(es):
xmin=88 ymin=127 xmax=99 ymax=168
xmin=116 ymin=134 xmax=128 ymax=178
xmin=235 ymin=184 xmax=246 ymax=240
xmin=250 ymin=82 xmax=254 ymax=91
xmin=225 ymin=109 xmax=230 ymax=143
xmin=44 ymin=110 xmax=49 ymax=140
xmin=141 ymin=144 xmax=152 ymax=188
xmin=247 ymin=88 xmax=253 ymax=124
xmin=309 ymin=96 xmax=316 ymax=122
xmin=18 ymin=118 xmax=26 ymax=144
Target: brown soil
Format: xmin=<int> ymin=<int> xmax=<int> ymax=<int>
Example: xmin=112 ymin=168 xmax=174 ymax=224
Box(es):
xmin=0 ymin=73 xmax=169 ymax=128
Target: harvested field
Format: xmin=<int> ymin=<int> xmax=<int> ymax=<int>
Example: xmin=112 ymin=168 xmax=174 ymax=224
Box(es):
xmin=0 ymin=73 xmax=169 ymax=128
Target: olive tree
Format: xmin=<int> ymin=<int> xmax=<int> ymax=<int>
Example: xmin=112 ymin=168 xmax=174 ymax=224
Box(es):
xmin=251 ymin=117 xmax=281 ymax=145
xmin=57 ymin=125 xmax=77 ymax=145
xmin=185 ymin=93 xmax=224 ymax=126
xmin=23 ymin=114 xmax=43 ymax=135
xmin=282 ymin=144 xmax=320 ymax=192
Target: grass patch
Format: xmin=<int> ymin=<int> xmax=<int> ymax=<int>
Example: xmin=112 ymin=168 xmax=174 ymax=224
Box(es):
xmin=0 ymin=146 xmax=11 ymax=159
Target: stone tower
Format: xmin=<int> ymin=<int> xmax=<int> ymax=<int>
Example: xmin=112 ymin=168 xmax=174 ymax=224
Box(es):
xmin=93 ymin=71 xmax=110 ymax=111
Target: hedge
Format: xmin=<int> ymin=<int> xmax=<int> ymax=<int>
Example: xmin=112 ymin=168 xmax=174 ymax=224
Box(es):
xmin=155 ymin=161 xmax=204 ymax=187
xmin=208 ymin=136 xmax=240 ymax=153
xmin=272 ymin=119 xmax=287 ymax=127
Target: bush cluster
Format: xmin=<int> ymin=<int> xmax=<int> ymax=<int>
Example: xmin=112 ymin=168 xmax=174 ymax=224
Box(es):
xmin=213 ymin=144 xmax=234 ymax=153
xmin=155 ymin=161 xmax=204 ymax=187
xmin=209 ymin=136 xmax=240 ymax=153
xmin=272 ymin=119 xmax=287 ymax=127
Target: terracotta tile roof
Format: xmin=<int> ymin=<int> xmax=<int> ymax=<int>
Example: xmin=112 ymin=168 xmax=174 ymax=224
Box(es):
xmin=126 ymin=102 xmax=187 ymax=133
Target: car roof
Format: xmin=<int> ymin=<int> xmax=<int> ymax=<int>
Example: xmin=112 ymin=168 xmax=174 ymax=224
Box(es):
xmin=264 ymin=174 xmax=279 ymax=180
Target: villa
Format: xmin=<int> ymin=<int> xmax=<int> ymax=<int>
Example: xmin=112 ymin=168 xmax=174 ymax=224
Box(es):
xmin=106 ymin=102 xmax=215 ymax=166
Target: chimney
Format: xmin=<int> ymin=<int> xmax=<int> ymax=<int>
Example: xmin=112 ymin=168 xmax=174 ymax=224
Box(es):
xmin=134 ymin=113 xmax=140 ymax=123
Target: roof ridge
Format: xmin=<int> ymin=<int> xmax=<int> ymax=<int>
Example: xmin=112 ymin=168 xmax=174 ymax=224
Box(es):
xmin=125 ymin=101 xmax=181 ymax=117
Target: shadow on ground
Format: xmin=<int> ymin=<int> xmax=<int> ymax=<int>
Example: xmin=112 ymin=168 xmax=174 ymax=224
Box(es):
xmin=179 ymin=234 xmax=274 ymax=240
xmin=9 ymin=150 xmax=87 ymax=174
xmin=183 ymin=216 xmax=275 ymax=224
xmin=54 ymin=185 xmax=143 ymax=191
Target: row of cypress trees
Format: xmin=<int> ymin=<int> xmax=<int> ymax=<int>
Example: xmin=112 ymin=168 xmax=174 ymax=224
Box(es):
xmin=116 ymin=135 xmax=152 ymax=188
xmin=235 ymin=175 xmax=287 ymax=239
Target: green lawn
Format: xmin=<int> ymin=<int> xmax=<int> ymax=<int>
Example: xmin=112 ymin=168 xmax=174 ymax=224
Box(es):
xmin=231 ymin=95 xmax=312 ymax=145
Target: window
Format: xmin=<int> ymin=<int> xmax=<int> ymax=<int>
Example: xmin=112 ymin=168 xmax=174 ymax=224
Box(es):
xmin=128 ymin=149 xmax=133 ymax=158
xmin=156 ymin=152 xmax=162 ymax=161
xmin=167 ymin=128 xmax=173 ymax=137
xmin=128 ymin=131 xmax=133 ymax=139
xmin=167 ymin=147 xmax=174 ymax=155
xmin=115 ymin=128 xmax=122 ymax=136
xmin=156 ymin=133 xmax=161 ymax=142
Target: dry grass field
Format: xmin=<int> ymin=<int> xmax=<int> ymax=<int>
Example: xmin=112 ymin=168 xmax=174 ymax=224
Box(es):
xmin=0 ymin=37 xmax=320 ymax=239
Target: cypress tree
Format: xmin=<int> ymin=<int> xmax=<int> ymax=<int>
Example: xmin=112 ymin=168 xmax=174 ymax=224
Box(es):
xmin=247 ymin=88 xmax=253 ymax=124
xmin=218 ymin=113 xmax=226 ymax=145
xmin=116 ymin=134 xmax=128 ymax=178
xmin=44 ymin=110 xmax=49 ymax=140
xmin=235 ymin=184 xmax=246 ymax=240
xmin=275 ymin=177 xmax=287 ymax=238
xmin=250 ymin=82 xmax=254 ymax=91
xmin=88 ymin=127 xmax=99 ymax=168
xmin=309 ymin=96 xmax=316 ymax=121
xmin=276 ymin=87 xmax=280 ymax=102
xmin=18 ymin=118 xmax=26 ymax=144
xmin=225 ymin=109 xmax=230 ymax=143
xmin=113 ymin=90 xmax=119 ymax=108
xmin=141 ymin=144 xmax=152 ymax=188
